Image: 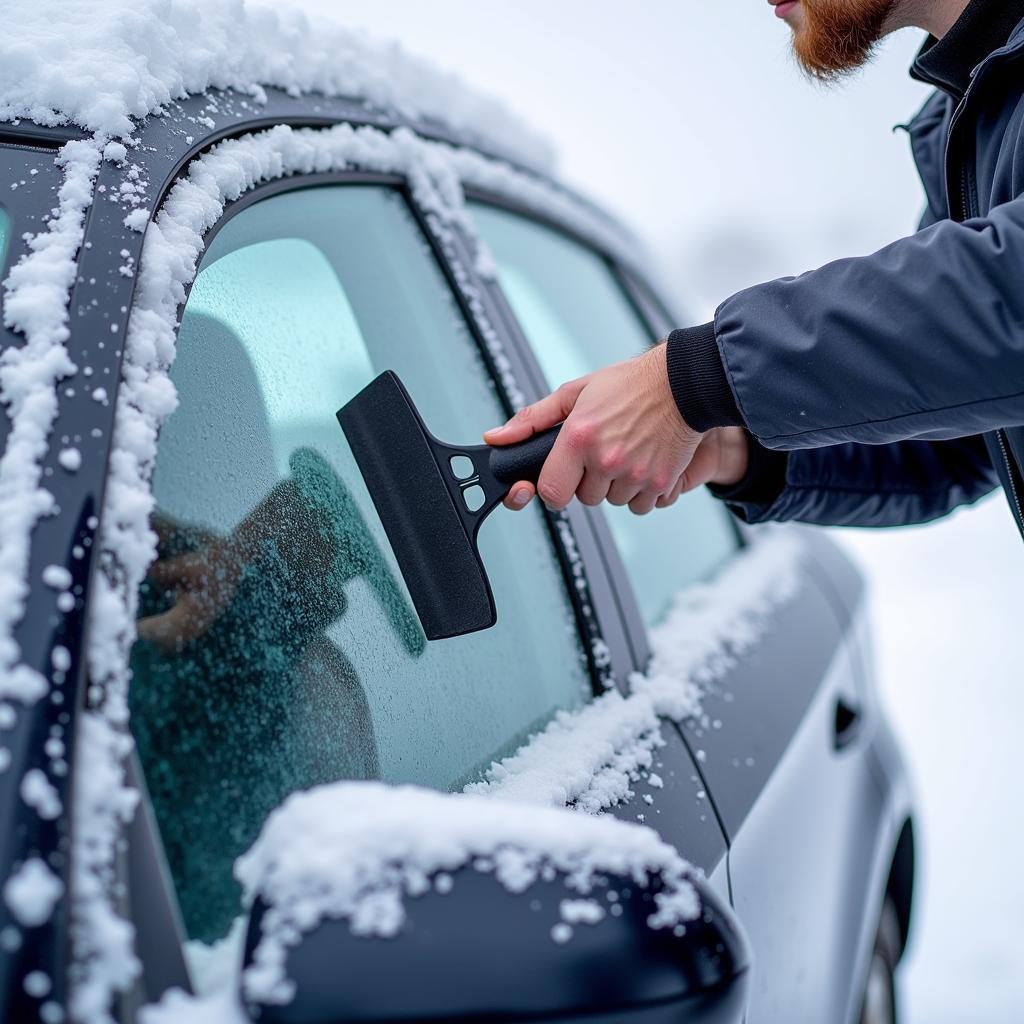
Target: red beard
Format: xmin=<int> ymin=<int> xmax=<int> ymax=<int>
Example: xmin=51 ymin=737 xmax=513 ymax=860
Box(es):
xmin=793 ymin=0 xmax=898 ymax=79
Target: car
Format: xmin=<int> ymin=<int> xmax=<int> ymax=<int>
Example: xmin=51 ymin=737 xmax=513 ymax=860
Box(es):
xmin=0 ymin=16 xmax=914 ymax=1024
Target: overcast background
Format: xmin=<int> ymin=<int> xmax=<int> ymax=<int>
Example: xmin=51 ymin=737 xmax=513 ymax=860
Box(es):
xmin=293 ymin=3 xmax=1021 ymax=1020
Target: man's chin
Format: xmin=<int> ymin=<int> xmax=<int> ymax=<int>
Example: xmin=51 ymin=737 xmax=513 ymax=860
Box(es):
xmin=790 ymin=0 xmax=897 ymax=80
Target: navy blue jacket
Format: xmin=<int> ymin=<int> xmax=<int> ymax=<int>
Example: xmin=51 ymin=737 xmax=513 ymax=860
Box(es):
xmin=667 ymin=2 xmax=1024 ymax=534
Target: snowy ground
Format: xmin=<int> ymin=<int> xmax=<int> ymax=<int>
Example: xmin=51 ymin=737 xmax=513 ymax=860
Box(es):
xmin=835 ymin=499 xmax=1024 ymax=1023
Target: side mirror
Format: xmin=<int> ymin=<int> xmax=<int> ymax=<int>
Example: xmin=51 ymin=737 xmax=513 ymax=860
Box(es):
xmin=237 ymin=810 xmax=750 ymax=1024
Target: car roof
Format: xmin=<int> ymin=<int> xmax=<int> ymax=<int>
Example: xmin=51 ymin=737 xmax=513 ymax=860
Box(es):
xmin=0 ymin=86 xmax=644 ymax=269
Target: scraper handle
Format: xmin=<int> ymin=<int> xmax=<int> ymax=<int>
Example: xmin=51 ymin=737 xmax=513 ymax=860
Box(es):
xmin=489 ymin=425 xmax=562 ymax=486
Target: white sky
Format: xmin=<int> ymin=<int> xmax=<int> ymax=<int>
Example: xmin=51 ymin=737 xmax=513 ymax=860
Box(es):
xmin=294 ymin=0 xmax=931 ymax=317
xmin=287 ymin=4 xmax=1022 ymax=1020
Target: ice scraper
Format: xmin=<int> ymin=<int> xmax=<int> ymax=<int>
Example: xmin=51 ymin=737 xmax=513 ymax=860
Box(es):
xmin=337 ymin=370 xmax=560 ymax=641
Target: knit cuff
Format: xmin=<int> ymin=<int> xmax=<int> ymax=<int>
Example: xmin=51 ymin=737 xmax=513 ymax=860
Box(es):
xmin=665 ymin=323 xmax=744 ymax=432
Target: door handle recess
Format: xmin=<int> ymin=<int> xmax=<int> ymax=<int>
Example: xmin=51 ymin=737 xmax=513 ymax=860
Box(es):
xmin=833 ymin=696 xmax=862 ymax=751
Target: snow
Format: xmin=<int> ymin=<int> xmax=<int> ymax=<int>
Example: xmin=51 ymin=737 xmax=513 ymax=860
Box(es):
xmin=101 ymin=143 xmax=127 ymax=165
xmin=559 ymin=897 xmax=606 ymax=925
xmin=3 ymin=857 xmax=64 ymax=928
xmin=185 ymin=917 xmax=246 ymax=996
xmin=0 ymin=137 xmax=100 ymax=740
xmin=468 ymin=530 xmax=802 ymax=810
xmin=40 ymin=1003 xmax=64 ymax=1024
xmin=58 ymin=447 xmax=82 ymax=472
xmin=20 ymin=768 xmax=62 ymax=820
xmin=0 ymin=0 xmax=553 ymax=173
xmin=51 ymin=648 xmax=70 ymax=676
xmin=234 ymin=782 xmax=700 ymax=1006
xmin=139 ymin=987 xmax=248 ymax=1024
xmin=71 ymin=664 xmax=141 ymax=1023
xmin=41 ymin=565 xmax=72 ymax=590
xmin=24 ymin=971 xmax=52 ymax=998
xmin=0 ymin=664 xmax=48 ymax=705
xmin=124 ymin=209 xmax=149 ymax=232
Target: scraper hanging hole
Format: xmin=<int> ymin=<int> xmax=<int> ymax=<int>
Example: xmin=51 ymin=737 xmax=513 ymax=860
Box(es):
xmin=337 ymin=371 xmax=561 ymax=639
xmin=463 ymin=484 xmax=486 ymax=512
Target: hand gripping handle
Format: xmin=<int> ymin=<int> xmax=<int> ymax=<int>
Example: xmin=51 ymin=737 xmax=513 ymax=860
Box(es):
xmin=488 ymin=426 xmax=561 ymax=486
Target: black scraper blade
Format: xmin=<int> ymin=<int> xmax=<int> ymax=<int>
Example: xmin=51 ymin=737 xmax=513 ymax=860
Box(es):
xmin=337 ymin=371 xmax=558 ymax=641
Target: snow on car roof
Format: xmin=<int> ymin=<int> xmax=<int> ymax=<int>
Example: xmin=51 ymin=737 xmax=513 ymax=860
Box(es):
xmin=0 ymin=0 xmax=555 ymax=174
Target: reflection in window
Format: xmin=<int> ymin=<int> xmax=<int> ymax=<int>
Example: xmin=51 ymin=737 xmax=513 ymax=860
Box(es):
xmin=130 ymin=187 xmax=589 ymax=949
xmin=471 ymin=203 xmax=739 ymax=627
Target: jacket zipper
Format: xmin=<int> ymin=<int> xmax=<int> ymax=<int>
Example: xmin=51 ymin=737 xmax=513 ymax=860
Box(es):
xmin=947 ymin=73 xmax=979 ymax=222
xmin=996 ymin=430 xmax=1024 ymax=531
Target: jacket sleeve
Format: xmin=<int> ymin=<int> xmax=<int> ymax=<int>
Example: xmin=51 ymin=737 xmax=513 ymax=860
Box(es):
xmin=667 ymin=192 xmax=1024 ymax=448
xmin=711 ymin=434 xmax=998 ymax=527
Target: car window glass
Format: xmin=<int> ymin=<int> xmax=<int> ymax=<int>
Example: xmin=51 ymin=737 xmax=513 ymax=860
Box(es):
xmin=129 ymin=186 xmax=589 ymax=951
xmin=471 ymin=202 xmax=738 ymax=627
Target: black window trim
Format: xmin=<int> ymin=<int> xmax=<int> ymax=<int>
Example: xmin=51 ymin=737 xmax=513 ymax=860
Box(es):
xmin=459 ymin=220 xmax=651 ymax=674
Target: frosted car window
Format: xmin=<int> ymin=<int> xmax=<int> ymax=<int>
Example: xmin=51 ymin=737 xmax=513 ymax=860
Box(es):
xmin=130 ymin=186 xmax=589 ymax=947
xmin=471 ymin=203 xmax=738 ymax=627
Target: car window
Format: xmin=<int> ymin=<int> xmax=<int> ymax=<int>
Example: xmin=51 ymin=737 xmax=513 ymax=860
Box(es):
xmin=471 ymin=203 xmax=739 ymax=627
xmin=129 ymin=185 xmax=590 ymax=950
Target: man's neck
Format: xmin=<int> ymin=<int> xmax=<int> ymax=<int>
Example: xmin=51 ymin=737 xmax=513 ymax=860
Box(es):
xmin=891 ymin=0 xmax=972 ymax=38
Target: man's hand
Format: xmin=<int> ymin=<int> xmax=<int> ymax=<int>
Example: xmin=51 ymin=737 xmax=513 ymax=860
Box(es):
xmin=137 ymin=538 xmax=242 ymax=651
xmin=678 ymin=425 xmax=749 ymax=498
xmin=485 ymin=344 xmax=710 ymax=515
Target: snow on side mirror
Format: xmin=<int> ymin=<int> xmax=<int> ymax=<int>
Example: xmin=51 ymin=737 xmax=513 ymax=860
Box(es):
xmin=233 ymin=783 xmax=750 ymax=1024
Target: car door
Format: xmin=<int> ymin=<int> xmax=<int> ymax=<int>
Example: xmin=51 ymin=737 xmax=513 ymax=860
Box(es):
xmin=113 ymin=178 xmax=598 ymax=997
xmin=468 ymin=197 xmax=888 ymax=1023
xmin=104 ymin=165 xmax=727 ymax=1018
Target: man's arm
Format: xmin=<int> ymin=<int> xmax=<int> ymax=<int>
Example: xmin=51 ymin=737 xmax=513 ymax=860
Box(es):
xmin=670 ymin=194 xmax=1024 ymax=449
xmin=487 ymin=192 xmax=1024 ymax=514
xmin=709 ymin=433 xmax=998 ymax=527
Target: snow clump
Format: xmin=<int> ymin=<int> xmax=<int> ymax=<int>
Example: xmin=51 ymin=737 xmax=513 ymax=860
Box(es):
xmin=3 ymin=857 xmax=64 ymax=928
xmin=20 ymin=768 xmax=63 ymax=820
xmin=467 ymin=530 xmax=802 ymax=810
xmin=234 ymin=782 xmax=700 ymax=1006
xmin=0 ymin=0 xmax=553 ymax=172
xmin=0 ymin=138 xmax=101 ymax=720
